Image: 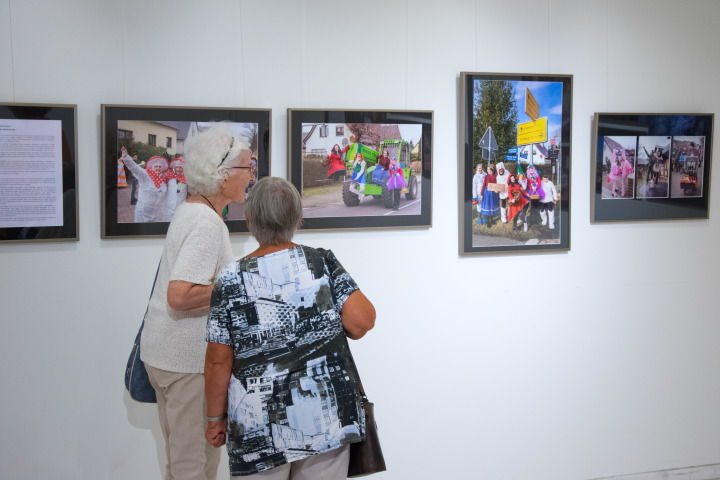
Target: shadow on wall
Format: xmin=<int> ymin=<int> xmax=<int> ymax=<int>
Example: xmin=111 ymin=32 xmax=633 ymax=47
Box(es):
xmin=123 ymin=391 xmax=166 ymax=476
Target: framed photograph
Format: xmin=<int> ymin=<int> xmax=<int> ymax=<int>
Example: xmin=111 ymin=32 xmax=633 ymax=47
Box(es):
xmin=459 ymin=72 xmax=572 ymax=254
xmin=592 ymin=113 xmax=713 ymax=221
xmin=287 ymin=109 xmax=432 ymax=230
xmin=102 ymin=105 xmax=270 ymax=238
xmin=0 ymin=102 xmax=78 ymax=243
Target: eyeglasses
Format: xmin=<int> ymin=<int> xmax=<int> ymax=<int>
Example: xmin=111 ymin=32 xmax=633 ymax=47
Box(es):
xmin=227 ymin=166 xmax=252 ymax=171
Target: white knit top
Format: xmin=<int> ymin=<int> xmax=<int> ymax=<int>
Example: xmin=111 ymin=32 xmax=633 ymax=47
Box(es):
xmin=140 ymin=202 xmax=233 ymax=373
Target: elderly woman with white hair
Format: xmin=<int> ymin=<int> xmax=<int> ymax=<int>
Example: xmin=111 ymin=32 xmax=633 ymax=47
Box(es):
xmin=140 ymin=123 xmax=255 ymax=480
xmin=205 ymin=176 xmax=376 ymax=479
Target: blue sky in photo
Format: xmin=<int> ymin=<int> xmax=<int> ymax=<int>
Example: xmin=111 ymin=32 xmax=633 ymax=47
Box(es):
xmin=512 ymin=80 xmax=564 ymax=144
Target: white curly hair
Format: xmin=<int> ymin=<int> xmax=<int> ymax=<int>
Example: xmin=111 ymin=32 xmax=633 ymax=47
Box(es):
xmin=184 ymin=122 xmax=250 ymax=196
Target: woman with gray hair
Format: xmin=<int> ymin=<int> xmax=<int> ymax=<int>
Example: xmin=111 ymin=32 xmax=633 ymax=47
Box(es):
xmin=140 ymin=123 xmax=255 ymax=480
xmin=205 ymin=176 xmax=376 ymax=479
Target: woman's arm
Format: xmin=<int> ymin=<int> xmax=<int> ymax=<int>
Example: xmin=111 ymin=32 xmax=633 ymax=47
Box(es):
xmin=205 ymin=342 xmax=233 ymax=448
xmin=481 ymin=174 xmax=490 ymax=196
xmin=341 ymin=290 xmax=376 ymax=340
xmin=167 ymin=280 xmax=214 ymax=312
xmin=121 ymin=152 xmax=146 ymax=180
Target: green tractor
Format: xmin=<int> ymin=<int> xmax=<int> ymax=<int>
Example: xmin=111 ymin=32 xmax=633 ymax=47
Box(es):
xmin=341 ymin=139 xmax=418 ymax=208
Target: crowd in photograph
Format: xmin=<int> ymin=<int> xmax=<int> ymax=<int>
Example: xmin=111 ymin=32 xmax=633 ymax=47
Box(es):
xmin=671 ymin=141 xmax=703 ymax=172
xmin=472 ymin=161 xmax=557 ymax=232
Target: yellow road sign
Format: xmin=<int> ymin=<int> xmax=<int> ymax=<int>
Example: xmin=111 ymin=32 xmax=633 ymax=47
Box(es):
xmin=517 ymin=117 xmax=547 ymax=146
xmin=525 ymin=88 xmax=539 ymax=121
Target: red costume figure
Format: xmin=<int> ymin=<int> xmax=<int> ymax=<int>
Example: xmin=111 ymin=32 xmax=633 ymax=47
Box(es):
xmin=326 ymin=144 xmax=349 ymax=182
xmin=506 ymin=173 xmax=530 ymax=231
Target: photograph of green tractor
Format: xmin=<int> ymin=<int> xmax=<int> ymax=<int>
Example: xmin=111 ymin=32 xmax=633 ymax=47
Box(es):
xmin=342 ymin=139 xmax=418 ymax=208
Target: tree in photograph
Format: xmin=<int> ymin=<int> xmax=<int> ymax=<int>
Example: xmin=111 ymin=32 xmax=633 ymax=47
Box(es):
xmin=118 ymin=139 xmax=169 ymax=163
xmin=346 ymin=124 xmax=383 ymax=149
xmin=241 ymin=123 xmax=259 ymax=154
xmin=473 ymin=80 xmax=518 ymax=167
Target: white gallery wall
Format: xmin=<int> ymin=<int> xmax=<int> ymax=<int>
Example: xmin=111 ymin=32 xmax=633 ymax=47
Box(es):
xmin=1 ymin=1 xmax=719 ymax=479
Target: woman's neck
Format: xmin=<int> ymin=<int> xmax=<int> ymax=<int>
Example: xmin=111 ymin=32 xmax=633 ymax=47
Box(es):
xmin=246 ymin=242 xmax=297 ymax=258
xmin=187 ymin=192 xmax=228 ymax=216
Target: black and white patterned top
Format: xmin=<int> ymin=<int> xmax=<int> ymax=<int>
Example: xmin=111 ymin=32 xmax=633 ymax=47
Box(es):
xmin=207 ymin=245 xmax=365 ymax=476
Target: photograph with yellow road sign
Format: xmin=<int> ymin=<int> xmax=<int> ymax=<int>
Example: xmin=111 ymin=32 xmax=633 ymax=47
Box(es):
xmin=459 ymin=72 xmax=572 ymax=254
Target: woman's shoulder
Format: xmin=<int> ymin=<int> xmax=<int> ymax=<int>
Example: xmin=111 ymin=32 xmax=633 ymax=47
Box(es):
xmin=171 ymin=202 xmax=227 ymax=231
xmin=295 ymin=245 xmax=339 ymax=266
xmin=296 ymin=244 xmax=327 ymax=258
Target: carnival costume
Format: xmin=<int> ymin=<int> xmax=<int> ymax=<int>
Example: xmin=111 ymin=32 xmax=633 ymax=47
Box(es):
xmin=606 ymin=149 xmax=622 ymax=197
xmin=526 ymin=165 xmax=545 ymax=200
xmin=472 ymin=168 xmax=486 ymax=214
xmin=351 ymin=157 xmax=366 ymax=189
xmin=121 ymin=151 xmax=168 ymax=222
xmin=479 ymin=171 xmax=499 ymax=226
xmin=162 ymin=158 xmax=187 ymax=221
xmin=507 ymin=178 xmax=530 ymax=231
xmin=372 ymin=153 xmax=391 ymax=185
xmin=495 ymin=162 xmax=510 ymax=223
xmin=539 ymin=178 xmax=558 ymax=229
xmin=326 ymin=144 xmax=349 ymax=181
xmin=386 ymin=158 xmax=407 ymax=211
xmin=620 ymin=149 xmax=634 ymax=197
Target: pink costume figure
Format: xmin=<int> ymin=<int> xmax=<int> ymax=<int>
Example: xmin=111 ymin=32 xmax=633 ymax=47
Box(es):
xmin=526 ymin=165 xmax=545 ymax=200
xmin=619 ymin=148 xmax=633 ymax=197
xmin=606 ymin=149 xmax=622 ymax=197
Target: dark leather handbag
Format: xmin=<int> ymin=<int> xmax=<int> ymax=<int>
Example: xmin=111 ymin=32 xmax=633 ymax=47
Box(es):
xmin=124 ymin=264 xmax=160 ymax=403
xmin=347 ymin=353 xmax=386 ymax=477
xmin=124 ymin=320 xmax=156 ymax=403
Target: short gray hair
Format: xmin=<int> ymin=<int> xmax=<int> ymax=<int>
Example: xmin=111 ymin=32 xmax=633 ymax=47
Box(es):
xmin=245 ymin=177 xmax=303 ymax=245
xmin=184 ymin=122 xmax=250 ymax=196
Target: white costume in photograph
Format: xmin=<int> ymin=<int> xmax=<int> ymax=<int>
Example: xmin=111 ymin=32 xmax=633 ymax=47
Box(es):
xmin=122 ymin=153 xmax=168 ymax=222
xmin=495 ymin=162 xmax=510 ymax=223
xmin=540 ymin=178 xmax=558 ymax=229
xmin=163 ymin=158 xmax=188 ymax=222
xmin=472 ymin=168 xmax=486 ymax=213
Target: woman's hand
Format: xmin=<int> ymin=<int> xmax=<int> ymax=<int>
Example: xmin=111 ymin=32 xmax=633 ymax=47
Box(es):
xmin=206 ymin=420 xmax=227 ymax=448
xmin=205 ymin=342 xmax=233 ymax=447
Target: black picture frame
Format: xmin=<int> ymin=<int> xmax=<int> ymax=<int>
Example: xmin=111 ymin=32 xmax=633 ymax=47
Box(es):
xmin=0 ymin=102 xmax=78 ymax=243
xmin=459 ymin=72 xmax=572 ymax=254
xmin=101 ymin=105 xmax=271 ymax=238
xmin=287 ymin=108 xmax=432 ymax=230
xmin=592 ymin=113 xmax=713 ymax=221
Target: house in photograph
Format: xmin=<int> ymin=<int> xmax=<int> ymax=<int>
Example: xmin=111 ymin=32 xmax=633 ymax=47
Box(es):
xmin=117 ymin=120 xmax=180 ymax=156
xmin=156 ymin=121 xmax=198 ymax=155
xmin=302 ymin=123 xmax=405 ymax=157
xmin=302 ymin=124 xmax=351 ymax=157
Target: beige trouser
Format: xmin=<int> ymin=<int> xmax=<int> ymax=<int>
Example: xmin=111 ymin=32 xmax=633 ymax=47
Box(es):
xmin=237 ymin=445 xmax=350 ymax=480
xmin=146 ymin=365 xmax=221 ymax=480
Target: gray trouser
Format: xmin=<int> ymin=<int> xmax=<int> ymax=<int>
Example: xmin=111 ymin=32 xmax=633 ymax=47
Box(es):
xmin=238 ymin=445 xmax=350 ymax=480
